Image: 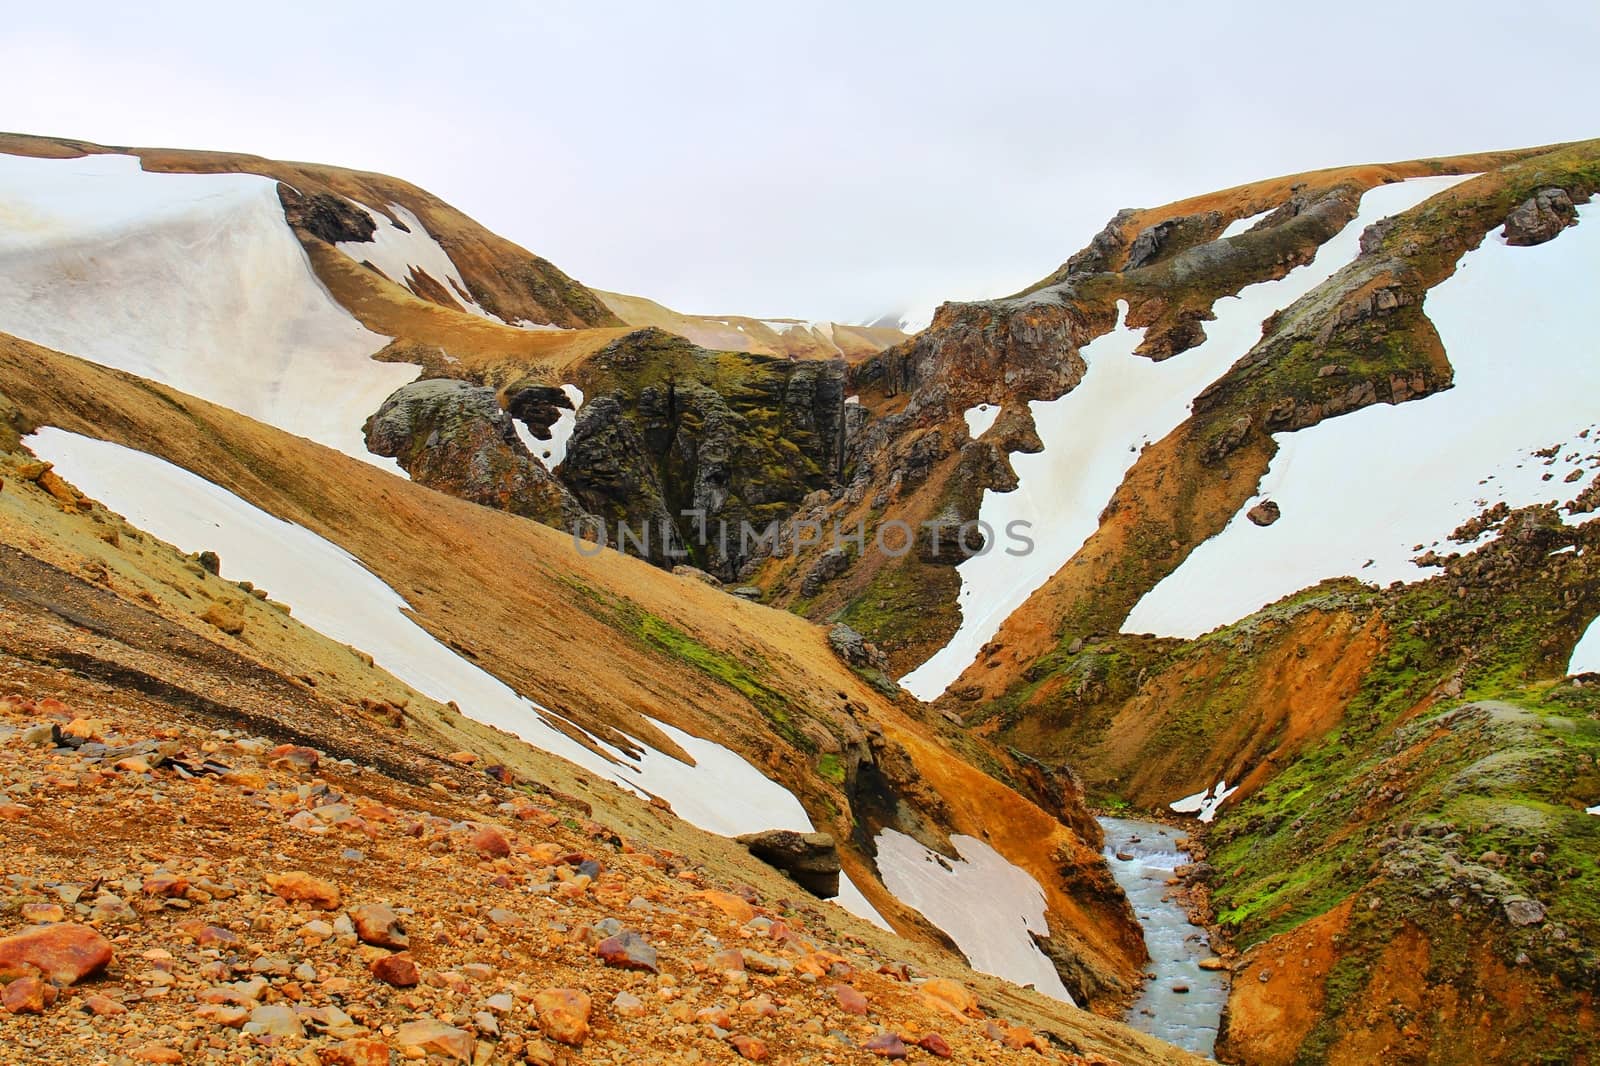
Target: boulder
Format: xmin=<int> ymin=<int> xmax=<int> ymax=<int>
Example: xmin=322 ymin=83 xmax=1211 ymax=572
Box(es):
xmin=672 ymin=564 xmax=723 ymax=587
xmin=827 ymin=624 xmax=887 ymax=671
xmin=864 ymin=1032 xmax=908 ymax=1058
xmin=1503 ymin=187 xmax=1579 ymax=247
xmin=0 ymin=923 xmax=114 ymax=985
xmin=801 ymin=547 xmax=851 ymax=596
xmin=735 ymin=829 xmax=842 ymax=898
xmin=1247 ymin=500 xmax=1281 ymax=526
xmin=395 ymin=1019 xmax=474 ymax=1062
xmin=371 ymin=954 xmax=420 ymax=987
xmin=596 ymin=931 xmax=658 ymax=973
xmin=265 ymin=871 xmax=341 ymax=910
xmin=1504 ymin=897 xmax=1547 ymax=926
xmin=919 ymin=977 xmax=979 ymax=1018
xmin=694 ymin=890 xmax=757 ymax=924
xmin=3 ymin=974 xmax=49 ymax=1014
xmin=729 ymin=1034 xmax=769 ymax=1061
xmin=831 ymin=983 xmax=869 ymax=1015
xmin=470 ymin=824 xmax=512 ymax=858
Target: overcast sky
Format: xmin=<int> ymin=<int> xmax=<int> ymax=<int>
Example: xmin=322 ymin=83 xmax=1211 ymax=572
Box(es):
xmin=3 ymin=2 xmax=1595 ymax=323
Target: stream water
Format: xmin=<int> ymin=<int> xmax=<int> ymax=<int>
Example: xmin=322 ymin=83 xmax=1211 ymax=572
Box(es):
xmin=1097 ymin=816 xmax=1229 ymax=1058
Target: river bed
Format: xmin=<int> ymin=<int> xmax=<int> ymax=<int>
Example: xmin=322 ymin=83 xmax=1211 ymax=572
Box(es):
xmin=1098 ymin=816 xmax=1229 ymax=1057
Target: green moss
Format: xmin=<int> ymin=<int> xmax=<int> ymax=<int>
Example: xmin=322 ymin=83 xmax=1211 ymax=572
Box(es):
xmin=816 ymin=752 xmax=846 ymax=785
xmin=633 ymin=611 xmax=815 ymax=752
xmin=838 ymin=557 xmax=960 ymax=656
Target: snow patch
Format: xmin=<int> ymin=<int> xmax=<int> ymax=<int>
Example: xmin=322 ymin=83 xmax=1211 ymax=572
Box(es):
xmin=1127 ymin=197 xmax=1600 ymax=639
xmin=1570 ymin=616 xmax=1600 ymax=676
xmin=758 ymin=319 xmax=843 ymax=355
xmin=1219 ymin=206 xmax=1276 ymax=240
xmin=0 ymin=153 xmax=414 ymax=471
xmin=874 ymin=829 xmax=1073 ymax=1002
xmin=23 ymin=427 xmax=890 ymax=931
xmin=514 ymin=384 xmax=585 ymax=469
xmin=1169 ymin=780 xmax=1238 ymax=823
xmin=963 ymin=403 xmax=1000 ymax=438
xmin=337 ymin=201 xmax=503 ymax=323
xmin=902 ymin=175 xmax=1475 ymax=699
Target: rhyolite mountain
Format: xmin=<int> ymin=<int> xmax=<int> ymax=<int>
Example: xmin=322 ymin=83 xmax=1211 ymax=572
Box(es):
xmin=1 ymin=128 xmax=1598 ymax=1065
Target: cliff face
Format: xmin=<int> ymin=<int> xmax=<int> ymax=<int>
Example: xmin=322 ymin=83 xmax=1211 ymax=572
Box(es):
xmin=560 ymin=329 xmax=853 ymax=580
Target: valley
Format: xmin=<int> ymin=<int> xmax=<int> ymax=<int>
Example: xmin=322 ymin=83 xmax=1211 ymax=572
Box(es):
xmin=0 ymin=128 xmax=1596 ymax=1064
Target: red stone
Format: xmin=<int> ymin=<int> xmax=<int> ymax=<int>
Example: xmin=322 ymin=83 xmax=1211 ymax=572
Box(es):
xmin=729 ymin=1034 xmax=769 ymax=1061
xmin=0 ymin=924 xmax=115 ymax=985
xmin=370 ymin=953 xmax=420 ymax=987
xmin=831 ymin=982 xmax=869 ymax=1015
xmin=3 ymin=975 xmax=48 ymax=1014
xmin=864 ymin=1032 xmax=909 ymax=1059
xmin=471 ymin=825 xmax=512 ymax=858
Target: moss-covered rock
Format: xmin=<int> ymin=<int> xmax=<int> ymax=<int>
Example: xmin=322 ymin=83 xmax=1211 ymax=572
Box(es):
xmin=561 ymin=329 xmax=852 ymax=579
xmin=364 ymin=378 xmax=584 ymax=526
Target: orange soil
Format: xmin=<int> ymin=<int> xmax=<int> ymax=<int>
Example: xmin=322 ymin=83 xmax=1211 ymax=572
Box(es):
xmin=1218 ymin=898 xmax=1352 ymax=1066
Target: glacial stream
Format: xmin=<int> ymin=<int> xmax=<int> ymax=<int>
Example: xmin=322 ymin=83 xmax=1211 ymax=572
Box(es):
xmin=1098 ymin=816 xmax=1229 ymax=1057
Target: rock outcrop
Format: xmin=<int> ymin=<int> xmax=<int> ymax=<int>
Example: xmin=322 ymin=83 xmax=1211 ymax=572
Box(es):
xmin=735 ymin=830 xmax=843 ymax=898
xmin=364 ymin=379 xmax=585 ymax=527
xmin=1502 ymin=187 xmax=1579 ymax=246
xmin=560 ymin=330 xmax=853 ymax=579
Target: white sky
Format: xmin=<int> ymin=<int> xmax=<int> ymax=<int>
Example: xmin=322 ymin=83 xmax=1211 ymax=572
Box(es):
xmin=2 ymin=1 xmax=1594 ymax=323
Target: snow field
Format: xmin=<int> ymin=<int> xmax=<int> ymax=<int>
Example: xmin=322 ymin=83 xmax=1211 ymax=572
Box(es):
xmin=1127 ymin=199 xmax=1600 ymax=640
xmin=874 ymin=830 xmax=1073 ymax=1002
xmin=0 ymin=153 xmax=415 ymax=471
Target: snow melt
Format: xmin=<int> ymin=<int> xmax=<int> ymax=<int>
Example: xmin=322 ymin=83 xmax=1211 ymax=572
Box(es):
xmin=900 ymin=175 xmax=1479 ymax=700
xmin=1126 ymin=197 xmax=1600 ymax=639
xmin=26 ymin=427 xmax=891 ymax=928
xmin=0 ymin=153 xmax=414 ymax=469
xmin=875 ymin=830 xmax=1073 ymax=1002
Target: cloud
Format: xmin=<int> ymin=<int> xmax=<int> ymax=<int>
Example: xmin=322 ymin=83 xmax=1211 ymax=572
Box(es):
xmin=3 ymin=0 xmax=1595 ymax=322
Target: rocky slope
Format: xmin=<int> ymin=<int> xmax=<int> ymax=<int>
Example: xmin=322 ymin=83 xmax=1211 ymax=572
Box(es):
xmin=0 ymin=654 xmax=1188 ymax=1064
xmin=0 ymin=325 xmax=1153 ymax=1017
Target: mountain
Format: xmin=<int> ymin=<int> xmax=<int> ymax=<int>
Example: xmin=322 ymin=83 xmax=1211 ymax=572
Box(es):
xmin=1 ymin=126 xmax=1597 ymax=1064
xmin=0 ymin=132 xmax=1185 ymax=1063
xmin=746 ymin=140 xmax=1600 ymax=1061
xmin=597 ymin=290 xmax=909 ymax=361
